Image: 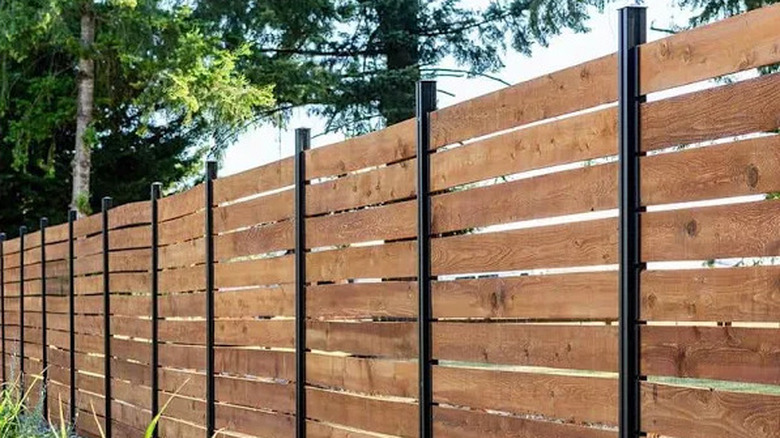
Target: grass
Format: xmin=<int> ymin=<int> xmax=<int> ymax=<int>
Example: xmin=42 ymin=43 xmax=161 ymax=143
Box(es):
xmin=0 ymin=368 xmax=188 ymax=438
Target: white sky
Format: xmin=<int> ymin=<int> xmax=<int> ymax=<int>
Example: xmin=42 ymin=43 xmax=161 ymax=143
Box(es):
xmin=222 ymin=0 xmax=695 ymax=177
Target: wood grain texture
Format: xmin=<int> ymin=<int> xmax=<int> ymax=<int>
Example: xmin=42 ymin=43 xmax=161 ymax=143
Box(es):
xmin=215 ymin=220 xmax=293 ymax=261
xmin=433 ymin=406 xmax=617 ymax=438
xmin=216 ymin=319 xmax=294 ymax=348
xmin=308 ymin=321 xmax=417 ymax=358
xmin=108 ymin=201 xmax=150 ymax=230
xmin=642 ymin=73 xmax=780 ymax=152
xmin=306 ymin=200 xmax=416 ymax=248
xmin=213 ymin=156 xmax=293 ymax=204
xmin=640 ymin=3 xmax=780 ymax=94
xmin=306 ymin=387 xmax=418 ymax=438
xmin=213 ymin=189 xmax=293 ymax=234
xmin=307 ymin=422 xmax=379 ymax=438
xmin=159 ymin=286 xmax=294 ymax=318
xmin=159 ymin=184 xmax=204 ymax=222
xmin=431 ymin=54 xmax=617 ymax=148
xmin=434 ymin=163 xmax=616 ymax=233
xmin=307 ymin=241 xmax=415 ymax=282
xmin=308 ymin=281 xmax=417 ymax=320
xmin=432 ymin=107 xmax=617 ymax=192
xmin=433 ymin=323 xmax=618 ymax=371
xmin=641 ymin=266 xmax=780 ymax=322
xmin=159 ymin=211 xmax=203 ymax=246
xmin=214 ymin=254 xmax=293 ymax=289
xmin=215 ymin=348 xmax=295 ymax=381
xmin=434 ymin=366 xmax=617 ymax=425
xmin=433 ymin=272 xmax=618 ymax=320
xmin=642 ymin=325 xmax=780 ymax=385
xmin=215 ymin=403 xmax=295 ymax=437
xmin=642 ymin=200 xmax=780 ymax=262
xmin=305 ymin=118 xmax=416 ymax=180
xmin=641 ymin=381 xmax=780 ymax=438
xmin=432 ymin=218 xmax=618 ymax=276
xmin=642 ymin=135 xmax=780 ymax=206
xmin=307 ymin=354 xmax=417 ymax=398
xmin=307 ymin=158 xmax=415 ymax=215
xmin=160 ymin=266 xmax=205 ymax=293
xmin=159 ymin=237 xmax=204 ymax=269
xmin=216 ymin=375 xmax=294 ymax=413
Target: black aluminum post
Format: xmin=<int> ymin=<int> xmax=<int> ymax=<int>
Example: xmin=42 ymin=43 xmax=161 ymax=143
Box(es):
xmin=102 ymin=197 xmax=113 ymax=438
xmin=19 ymin=225 xmax=26 ymax=386
xmin=294 ymin=127 xmax=310 ymax=438
xmin=618 ymin=6 xmax=646 ymax=438
xmin=40 ymin=217 xmax=48 ymax=417
xmin=205 ymin=160 xmax=217 ymax=438
xmin=68 ymin=210 xmax=77 ymax=423
xmin=150 ymin=183 xmax=161 ymax=438
xmin=416 ymin=80 xmax=436 ymax=438
xmin=0 ymin=232 xmax=5 ymax=383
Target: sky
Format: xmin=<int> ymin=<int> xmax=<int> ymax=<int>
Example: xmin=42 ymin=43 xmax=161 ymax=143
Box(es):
xmin=221 ymin=0 xmax=696 ymax=177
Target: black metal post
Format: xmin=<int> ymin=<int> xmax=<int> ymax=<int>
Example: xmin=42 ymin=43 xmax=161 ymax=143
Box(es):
xmin=0 ymin=232 xmax=5 ymax=383
xmin=205 ymin=161 xmax=217 ymax=438
xmin=416 ymin=80 xmax=436 ymax=438
xmin=68 ymin=210 xmax=77 ymax=423
xmin=294 ymin=127 xmax=310 ymax=438
xmin=619 ymin=6 xmax=646 ymax=438
xmin=19 ymin=225 xmax=26 ymax=387
xmin=102 ymin=197 xmax=113 ymax=438
xmin=40 ymin=217 xmax=48 ymax=417
xmin=150 ymin=182 xmax=161 ymax=438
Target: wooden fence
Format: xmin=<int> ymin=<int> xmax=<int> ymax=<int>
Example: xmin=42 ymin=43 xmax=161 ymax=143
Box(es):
xmin=2 ymin=3 xmax=780 ymax=438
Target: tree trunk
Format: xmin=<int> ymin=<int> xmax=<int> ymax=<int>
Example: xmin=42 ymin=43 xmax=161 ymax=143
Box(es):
xmin=72 ymin=0 xmax=95 ymax=215
xmin=375 ymin=0 xmax=421 ymax=125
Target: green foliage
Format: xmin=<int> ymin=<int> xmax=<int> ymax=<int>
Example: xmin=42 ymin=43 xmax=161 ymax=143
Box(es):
xmin=194 ymin=0 xmax=606 ymax=134
xmin=0 ymin=0 xmax=276 ymax=233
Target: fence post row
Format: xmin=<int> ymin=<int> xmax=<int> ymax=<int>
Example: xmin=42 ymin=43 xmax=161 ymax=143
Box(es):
xmin=150 ymin=182 xmax=161 ymax=438
xmin=205 ymin=160 xmax=217 ymax=438
xmin=68 ymin=209 xmax=77 ymax=423
xmin=19 ymin=225 xmax=26 ymax=387
xmin=416 ymin=80 xmax=437 ymax=438
xmin=40 ymin=217 xmax=48 ymax=417
xmin=0 ymin=232 xmax=5 ymax=384
xmin=102 ymin=197 xmax=113 ymax=438
xmin=294 ymin=127 xmax=311 ymax=438
xmin=618 ymin=5 xmax=646 ymax=438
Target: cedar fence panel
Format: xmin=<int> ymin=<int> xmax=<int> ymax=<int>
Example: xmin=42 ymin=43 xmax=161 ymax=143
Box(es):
xmin=1 ymin=4 xmax=780 ymax=438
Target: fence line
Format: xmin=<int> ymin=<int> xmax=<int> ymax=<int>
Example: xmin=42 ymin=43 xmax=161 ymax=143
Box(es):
xmin=2 ymin=3 xmax=780 ymax=438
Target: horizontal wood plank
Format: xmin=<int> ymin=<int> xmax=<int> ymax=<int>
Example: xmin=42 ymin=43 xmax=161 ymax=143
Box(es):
xmin=433 ymin=406 xmax=617 ymax=438
xmin=433 ymin=323 xmax=618 ymax=371
xmin=306 ymin=387 xmax=418 ymax=438
xmin=213 ymin=157 xmax=293 ymax=204
xmin=434 ymin=366 xmax=617 ymax=425
xmin=642 ymin=134 xmax=780 ymax=206
xmin=432 ymin=218 xmax=618 ymax=276
xmin=305 ymin=118 xmax=416 ymax=180
xmin=308 ymin=281 xmax=416 ymax=320
xmin=642 ymin=266 xmax=780 ymax=322
xmin=308 ymin=321 xmax=417 ymax=359
xmin=433 ymin=272 xmax=617 ymax=320
xmin=641 ymin=381 xmax=780 ymax=438
xmin=307 ymin=354 xmax=417 ymax=398
xmin=642 ymin=73 xmax=780 ymax=152
xmin=640 ymin=3 xmax=780 ymax=95
xmin=642 ymin=325 xmax=780 ymax=385
xmin=431 ymin=54 xmax=617 ymax=148
xmin=642 ymin=200 xmax=780 ymax=261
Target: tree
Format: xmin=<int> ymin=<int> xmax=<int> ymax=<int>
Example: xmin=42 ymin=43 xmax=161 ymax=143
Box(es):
xmin=0 ymin=0 xmax=275 ymax=233
xmin=194 ymin=0 xmax=606 ymax=135
xmin=73 ymin=0 xmax=96 ymax=214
